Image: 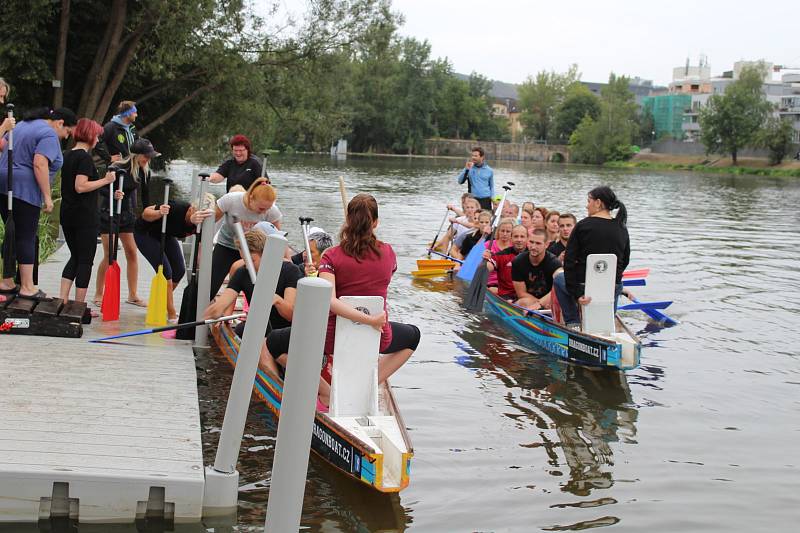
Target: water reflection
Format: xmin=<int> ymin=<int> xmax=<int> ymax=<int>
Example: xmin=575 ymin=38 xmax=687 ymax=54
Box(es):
xmin=456 ymin=321 xmax=638 ymax=499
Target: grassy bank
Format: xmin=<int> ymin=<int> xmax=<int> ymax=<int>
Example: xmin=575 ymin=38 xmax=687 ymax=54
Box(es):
xmin=607 ymin=153 xmax=800 ymax=178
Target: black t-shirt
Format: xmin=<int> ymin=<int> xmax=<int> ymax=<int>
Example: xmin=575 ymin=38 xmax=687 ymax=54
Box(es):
xmin=216 ymin=155 xmax=262 ymax=192
xmin=547 ymin=240 xmax=566 ymax=258
xmin=134 ymin=200 xmax=195 ymax=239
xmin=511 ymin=251 xmax=562 ymax=298
xmin=99 ymin=161 xmax=148 ymax=211
xmin=227 ymin=261 xmax=302 ymax=330
xmin=563 ymin=216 xmax=630 ymax=298
xmin=60 ymin=149 xmax=100 ymax=227
xmin=291 ymin=251 xmax=304 ymax=266
xmin=460 ymin=231 xmax=486 ymax=258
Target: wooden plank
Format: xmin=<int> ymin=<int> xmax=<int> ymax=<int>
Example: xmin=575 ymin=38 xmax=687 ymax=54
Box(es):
xmin=59 ymin=300 xmax=86 ymax=321
xmin=6 ymin=296 xmax=36 ymax=313
xmin=33 ymin=297 xmax=63 ymax=317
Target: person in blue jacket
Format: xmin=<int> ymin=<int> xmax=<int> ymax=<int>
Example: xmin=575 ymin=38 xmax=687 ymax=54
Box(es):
xmin=456 ymin=146 xmax=494 ymax=210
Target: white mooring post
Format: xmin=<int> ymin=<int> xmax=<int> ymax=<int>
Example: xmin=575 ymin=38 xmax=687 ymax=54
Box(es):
xmin=264 ymin=277 xmax=332 ymax=533
xmin=193 ymin=211 xmax=216 ymax=347
xmin=203 ymin=234 xmax=287 ymax=515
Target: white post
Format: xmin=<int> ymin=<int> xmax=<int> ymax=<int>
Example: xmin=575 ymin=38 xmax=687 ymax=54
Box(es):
xmin=194 ymin=212 xmax=216 ymax=347
xmin=203 ymin=234 xmax=287 ymax=515
xmin=264 ymin=277 xmax=332 ymax=533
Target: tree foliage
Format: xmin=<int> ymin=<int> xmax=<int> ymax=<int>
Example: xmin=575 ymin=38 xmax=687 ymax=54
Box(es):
xmin=758 ymin=116 xmax=795 ymax=165
xmin=553 ymin=83 xmax=600 ymax=144
xmin=569 ymin=74 xmax=638 ymax=164
xmin=518 ymin=64 xmax=579 ymax=142
xmin=699 ymin=64 xmax=773 ymax=165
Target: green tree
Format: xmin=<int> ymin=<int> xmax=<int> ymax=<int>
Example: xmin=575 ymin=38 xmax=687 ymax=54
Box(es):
xmin=568 ymin=73 xmax=638 ymax=164
xmin=637 ymin=107 xmax=656 ymax=147
xmin=518 ymin=64 xmax=579 ymax=142
xmin=758 ymin=116 xmax=795 ymax=165
xmin=699 ymin=64 xmax=773 ymax=165
xmin=553 ymin=83 xmax=600 ymax=143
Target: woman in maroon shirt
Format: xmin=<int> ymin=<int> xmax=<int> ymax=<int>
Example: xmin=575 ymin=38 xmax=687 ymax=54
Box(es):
xmin=261 ymin=194 xmax=420 ymax=407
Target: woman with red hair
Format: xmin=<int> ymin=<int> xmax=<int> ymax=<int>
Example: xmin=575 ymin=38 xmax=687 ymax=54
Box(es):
xmin=59 ymin=118 xmax=117 ymax=305
xmin=209 ymin=134 xmax=263 ymax=192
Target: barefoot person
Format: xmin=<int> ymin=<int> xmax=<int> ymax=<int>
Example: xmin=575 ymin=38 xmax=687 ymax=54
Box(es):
xmin=58 ymin=118 xmax=117 ymax=309
xmin=553 ymin=186 xmax=630 ymax=329
xmin=261 ymin=194 xmax=420 ymax=408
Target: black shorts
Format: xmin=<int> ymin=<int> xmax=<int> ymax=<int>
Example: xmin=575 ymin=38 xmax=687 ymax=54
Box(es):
xmin=265 ymin=321 xmax=420 ymax=359
xmin=99 ymin=209 xmax=136 ymax=234
xmin=475 ymin=196 xmax=493 ymax=210
xmin=234 ymin=320 xmax=272 ymax=339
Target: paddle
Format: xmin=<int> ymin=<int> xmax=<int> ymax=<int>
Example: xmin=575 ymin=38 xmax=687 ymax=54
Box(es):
xmin=338 ymin=175 xmax=348 ymax=216
xmin=101 ymin=179 xmax=121 ymax=321
xmin=1 ymin=104 xmax=15 ymax=279
xmin=411 ymin=268 xmax=452 ymax=278
xmin=465 ymin=183 xmax=512 ymax=311
xmin=90 ymin=313 xmax=245 ymax=343
xmin=176 ymin=172 xmax=209 ymax=339
xmin=623 ymin=278 xmax=646 ymax=287
xmin=627 ymin=294 xmax=678 ymax=325
xmin=427 ymin=208 xmax=451 ymax=256
xmin=425 ymin=250 xmax=464 ymax=264
xmin=145 ymin=179 xmax=172 ymax=326
xmin=261 ymin=152 xmax=270 ymax=181
xmin=622 ymin=268 xmax=650 ymax=279
xmin=231 ymin=216 xmax=257 ymax=284
xmin=299 ymin=216 xmax=314 ymax=271
xmin=618 ymin=300 xmax=672 ymax=311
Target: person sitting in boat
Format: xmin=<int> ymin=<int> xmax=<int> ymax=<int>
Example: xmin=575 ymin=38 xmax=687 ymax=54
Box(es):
xmin=226 ymin=220 xmax=287 ymax=279
xmin=553 ymin=186 xmax=630 ymax=330
xmin=433 ymin=195 xmax=479 ymax=253
xmin=545 ymin=210 xmax=560 ymax=247
xmin=204 ymin=229 xmax=302 ymax=337
xmin=529 ymin=207 xmax=547 ymax=234
xmin=453 ymin=209 xmax=492 ymax=261
xmin=484 ymin=224 xmax=528 ymax=299
xmin=482 ymin=217 xmax=514 ymax=290
xmin=290 ymin=227 xmax=334 ymax=274
xmin=210 ymin=177 xmax=281 ymax=298
xmin=511 ymin=229 xmax=562 ymax=311
xmin=547 ymin=212 xmax=576 ymax=261
xmin=520 ymin=207 xmax=534 ymax=232
xmin=260 ymin=193 xmax=420 ymax=409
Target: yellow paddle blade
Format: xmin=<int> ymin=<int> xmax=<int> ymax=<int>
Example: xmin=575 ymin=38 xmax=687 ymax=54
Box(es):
xmin=417 ymin=259 xmax=456 ymax=270
xmin=411 ymin=268 xmax=452 ymax=278
xmin=146 ymin=266 xmax=169 ymax=326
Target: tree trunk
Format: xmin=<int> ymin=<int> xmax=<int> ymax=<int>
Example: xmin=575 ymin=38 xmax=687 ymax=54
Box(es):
xmin=79 ymin=0 xmax=127 ymax=120
xmin=53 ymin=0 xmax=71 ymax=109
xmin=137 ymin=83 xmax=217 ymax=137
xmin=732 ymin=149 xmax=738 ymax=166
xmin=93 ymin=15 xmax=154 ymax=123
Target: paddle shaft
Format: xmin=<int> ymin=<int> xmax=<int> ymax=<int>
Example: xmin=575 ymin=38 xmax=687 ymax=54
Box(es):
xmin=232 ymin=216 xmax=257 ymax=284
xmin=107 ymin=182 xmax=114 ymax=266
xmin=5 ymin=105 xmax=12 ymax=210
xmin=300 ymin=217 xmax=313 ymax=267
xmin=158 ymin=183 xmax=170 ymax=264
xmin=428 ymin=208 xmax=451 ymax=252
xmin=426 ymin=249 xmax=464 ymax=263
xmin=91 ymin=313 xmax=246 ymax=342
xmin=338 ymin=176 xmax=347 ymax=217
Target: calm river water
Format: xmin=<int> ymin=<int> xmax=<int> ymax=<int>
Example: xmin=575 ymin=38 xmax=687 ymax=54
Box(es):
xmin=175 ymin=155 xmax=799 ymax=532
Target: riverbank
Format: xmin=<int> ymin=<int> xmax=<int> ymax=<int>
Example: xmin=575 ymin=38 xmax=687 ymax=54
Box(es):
xmin=607 ymin=152 xmax=800 ymax=177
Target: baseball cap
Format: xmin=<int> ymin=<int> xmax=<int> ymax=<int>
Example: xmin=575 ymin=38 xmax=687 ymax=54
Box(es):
xmin=130 ymin=138 xmax=161 ymax=158
xmin=254 ymin=221 xmax=288 ymax=237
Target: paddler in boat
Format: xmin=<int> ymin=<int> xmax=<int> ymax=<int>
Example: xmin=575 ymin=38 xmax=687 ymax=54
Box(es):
xmin=435 ymin=195 xmax=480 ymax=253
xmin=481 ymin=217 xmax=514 ymax=291
xmin=484 ymin=224 xmax=528 ymax=299
xmin=546 ymin=212 xmax=576 ymax=262
xmin=511 ymin=229 xmax=562 ymax=311
xmin=259 ymin=193 xmax=420 ymax=410
xmin=553 ymin=186 xmax=630 ymax=330
xmin=452 ymin=209 xmax=492 ymax=262
xmin=204 ymin=229 xmax=302 ymax=338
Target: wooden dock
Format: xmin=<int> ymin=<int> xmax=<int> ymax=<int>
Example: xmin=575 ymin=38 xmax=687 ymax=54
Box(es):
xmin=0 ymin=244 xmax=205 ymax=524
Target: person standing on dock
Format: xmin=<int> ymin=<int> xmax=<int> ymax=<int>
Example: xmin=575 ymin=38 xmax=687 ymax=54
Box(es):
xmin=457 ymin=146 xmax=494 ymax=210
xmin=209 ymin=134 xmax=263 ymax=192
xmin=553 ymin=186 xmax=630 ymax=329
xmin=101 ymin=100 xmax=138 ymax=162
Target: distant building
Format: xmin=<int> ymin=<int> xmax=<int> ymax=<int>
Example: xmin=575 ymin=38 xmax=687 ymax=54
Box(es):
xmin=642 ymin=94 xmax=692 ymax=140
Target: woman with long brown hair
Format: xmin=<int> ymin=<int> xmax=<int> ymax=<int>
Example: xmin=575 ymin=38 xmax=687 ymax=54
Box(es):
xmin=260 ymin=193 xmax=420 ymax=409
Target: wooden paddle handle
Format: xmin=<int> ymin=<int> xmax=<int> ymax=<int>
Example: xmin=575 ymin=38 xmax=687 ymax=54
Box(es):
xmin=338 ymin=176 xmax=347 ymax=217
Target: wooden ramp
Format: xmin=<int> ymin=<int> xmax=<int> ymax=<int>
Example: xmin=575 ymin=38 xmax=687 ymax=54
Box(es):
xmin=0 ymin=244 xmax=205 ymax=524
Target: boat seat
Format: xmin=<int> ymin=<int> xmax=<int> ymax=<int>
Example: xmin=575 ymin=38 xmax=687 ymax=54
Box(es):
xmin=582 ymin=254 xmax=617 ymax=336
xmin=329 ymin=296 xmax=384 ymax=418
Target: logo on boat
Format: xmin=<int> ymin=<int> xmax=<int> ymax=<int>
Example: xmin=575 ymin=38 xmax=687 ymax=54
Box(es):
xmin=567 ymin=337 xmax=604 ymax=361
xmin=593 ymin=260 xmax=608 ymax=274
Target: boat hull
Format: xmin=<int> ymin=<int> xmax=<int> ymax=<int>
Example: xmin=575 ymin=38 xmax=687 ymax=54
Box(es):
xmin=211 ymin=321 xmax=413 ymax=492
xmin=483 ymin=291 xmax=640 ymax=370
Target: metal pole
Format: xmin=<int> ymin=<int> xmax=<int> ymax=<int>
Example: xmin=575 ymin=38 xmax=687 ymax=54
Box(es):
xmin=264 ymin=277 xmax=331 ymax=533
xmin=187 ymin=173 xmax=204 ymax=269
xmin=203 ymin=234 xmax=287 ymax=515
xmin=194 ymin=210 xmax=216 ymax=347
xmin=231 ymin=216 xmax=257 ymax=284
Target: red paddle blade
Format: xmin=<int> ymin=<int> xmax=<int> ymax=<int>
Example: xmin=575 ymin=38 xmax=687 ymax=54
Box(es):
xmin=622 ymin=268 xmax=650 ymax=279
xmin=101 ymin=261 xmax=121 ymax=321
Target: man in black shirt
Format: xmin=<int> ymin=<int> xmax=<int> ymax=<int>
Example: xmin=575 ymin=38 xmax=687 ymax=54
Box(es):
xmin=204 ymin=230 xmax=302 ymax=333
xmin=209 ymin=134 xmax=263 ymax=192
xmin=511 ymin=229 xmax=562 ymax=310
xmin=546 ymin=212 xmax=576 ymax=261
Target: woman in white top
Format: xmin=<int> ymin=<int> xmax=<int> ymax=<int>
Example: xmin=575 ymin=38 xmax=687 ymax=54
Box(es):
xmin=209 ymin=177 xmax=281 ymax=297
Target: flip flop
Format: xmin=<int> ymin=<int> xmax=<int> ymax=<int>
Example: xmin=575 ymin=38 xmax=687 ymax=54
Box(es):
xmin=93 ymin=297 xmax=103 ymax=307
xmin=17 ymin=289 xmax=52 ymax=302
xmin=126 ymin=298 xmax=147 ymax=307
xmin=0 ymin=285 xmax=19 ymax=295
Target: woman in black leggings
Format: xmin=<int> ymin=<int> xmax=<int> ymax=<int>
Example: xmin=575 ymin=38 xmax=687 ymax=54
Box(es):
xmin=59 ymin=119 xmax=117 ymax=307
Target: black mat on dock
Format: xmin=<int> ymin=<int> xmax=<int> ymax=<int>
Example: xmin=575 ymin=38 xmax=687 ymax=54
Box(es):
xmin=0 ymin=296 xmax=88 ymax=338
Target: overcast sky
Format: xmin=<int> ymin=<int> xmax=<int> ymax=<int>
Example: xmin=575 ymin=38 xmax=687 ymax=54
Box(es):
xmin=264 ymin=0 xmax=798 ymax=86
